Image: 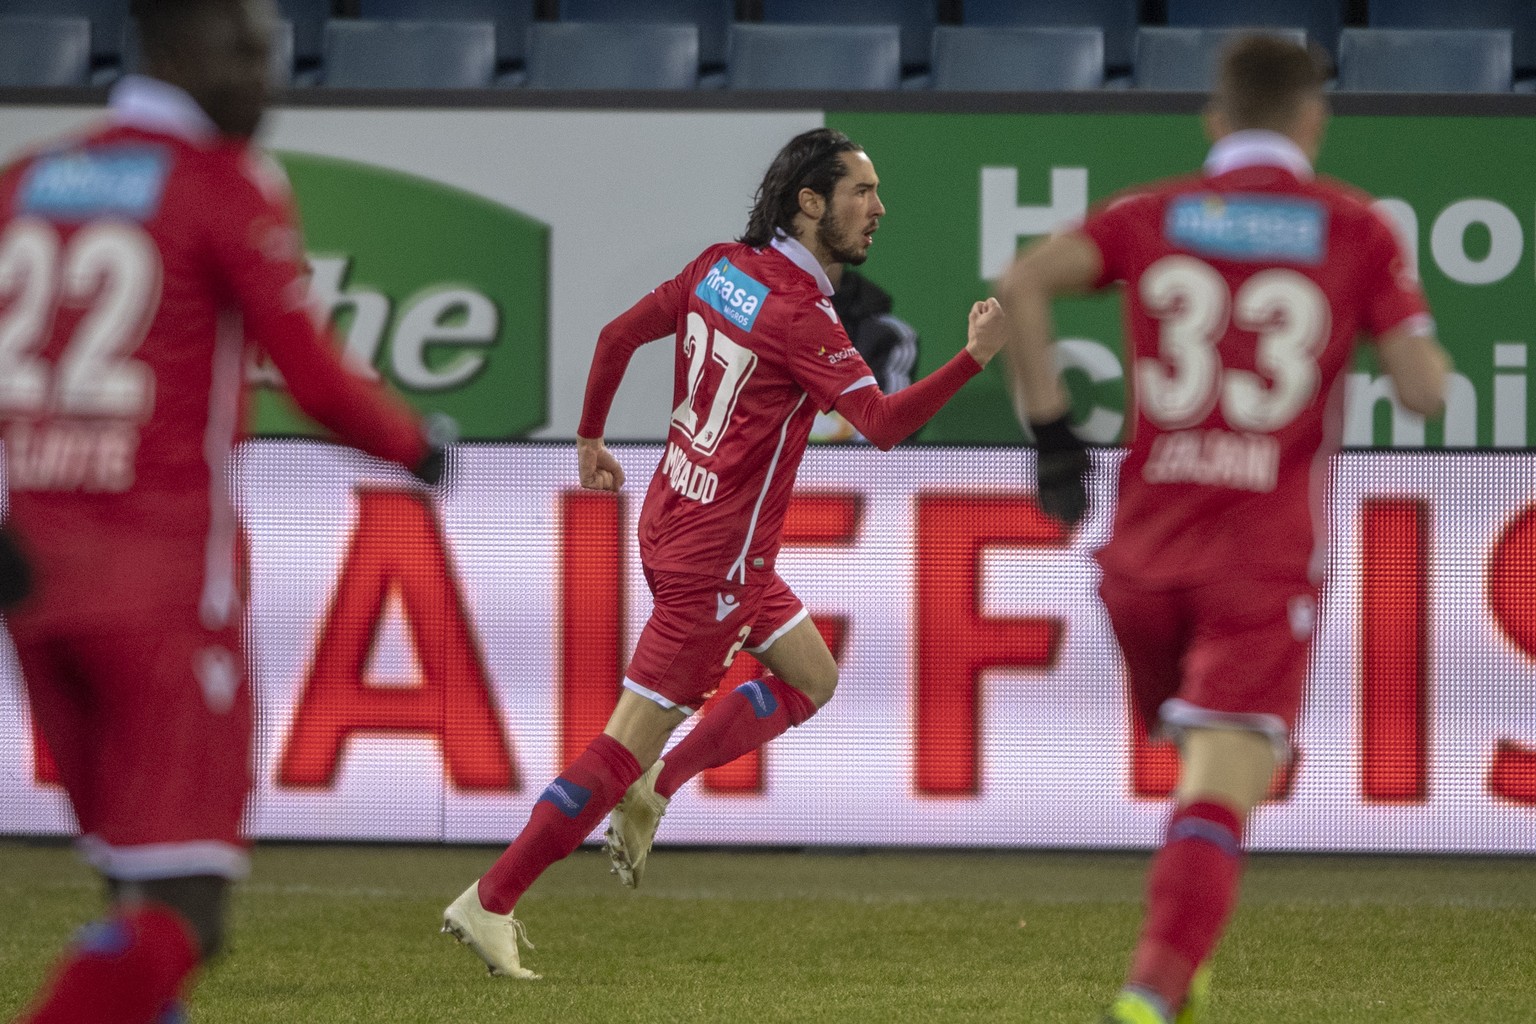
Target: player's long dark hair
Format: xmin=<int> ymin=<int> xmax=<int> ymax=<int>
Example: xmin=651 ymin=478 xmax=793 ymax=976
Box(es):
xmin=740 ymin=128 xmax=864 ymax=248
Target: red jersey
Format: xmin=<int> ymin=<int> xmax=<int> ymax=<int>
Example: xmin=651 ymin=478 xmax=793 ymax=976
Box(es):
xmin=583 ymin=236 xmax=877 ymax=582
xmin=1081 ymin=132 xmax=1431 ymax=585
xmin=0 ymin=78 xmax=425 ymax=624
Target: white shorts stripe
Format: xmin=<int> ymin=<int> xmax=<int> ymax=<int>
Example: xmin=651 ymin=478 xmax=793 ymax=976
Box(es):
xmin=622 ymin=678 xmax=697 ymax=716
xmin=76 ymin=835 xmax=250 ymax=881
xmin=745 ymin=606 xmax=809 ymax=655
xmin=1158 ymin=698 xmax=1292 ymax=762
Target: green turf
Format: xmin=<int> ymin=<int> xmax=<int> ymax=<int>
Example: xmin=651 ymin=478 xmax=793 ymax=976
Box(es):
xmin=0 ymin=841 xmax=1532 ymax=1022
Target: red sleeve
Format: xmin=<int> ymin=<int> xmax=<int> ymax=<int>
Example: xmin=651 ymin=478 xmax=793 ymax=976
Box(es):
xmin=785 ymin=301 xmax=883 ymax=412
xmin=1361 ymin=206 xmax=1434 ymax=341
xmin=833 ymin=349 xmax=982 ymax=451
xmin=208 ymin=151 xmax=426 ymax=469
xmin=577 ymin=273 xmax=687 ymax=438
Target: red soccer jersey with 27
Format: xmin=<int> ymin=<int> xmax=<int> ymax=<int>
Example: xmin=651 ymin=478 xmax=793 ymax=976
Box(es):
xmin=582 ymin=239 xmax=877 ymax=583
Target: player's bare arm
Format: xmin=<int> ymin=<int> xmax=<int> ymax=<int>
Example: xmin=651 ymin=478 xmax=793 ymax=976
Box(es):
xmin=1377 ymin=324 xmax=1451 ymax=419
xmin=577 ymin=435 xmax=625 ymax=491
xmin=995 ymin=230 xmax=1103 ymax=427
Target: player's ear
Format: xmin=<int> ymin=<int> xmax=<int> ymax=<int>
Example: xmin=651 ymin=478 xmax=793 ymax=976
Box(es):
xmin=797 ymin=186 xmax=825 ymax=221
xmin=1202 ymin=103 xmax=1228 ymax=144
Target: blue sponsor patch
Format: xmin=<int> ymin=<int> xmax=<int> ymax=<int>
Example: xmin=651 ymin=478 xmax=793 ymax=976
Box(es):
xmin=537 ymin=778 xmax=593 ymax=819
xmin=1166 ymin=194 xmax=1326 ymax=264
xmin=695 ymin=258 xmax=769 ymax=331
xmin=19 ymin=146 xmax=170 ymax=222
xmin=737 ymin=679 xmax=778 ymax=719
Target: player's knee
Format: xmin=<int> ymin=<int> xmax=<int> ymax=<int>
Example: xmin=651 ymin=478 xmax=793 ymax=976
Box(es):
xmin=129 ymin=876 xmax=231 ymax=961
xmin=1176 ymin=727 xmax=1279 ymax=816
xmin=794 ymin=664 xmax=838 ymax=709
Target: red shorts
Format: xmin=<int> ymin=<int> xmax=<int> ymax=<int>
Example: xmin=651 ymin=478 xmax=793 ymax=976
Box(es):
xmin=623 ymin=568 xmax=807 ymax=712
xmin=8 ymin=583 xmax=253 ymax=881
xmin=1098 ymin=569 xmax=1318 ymax=754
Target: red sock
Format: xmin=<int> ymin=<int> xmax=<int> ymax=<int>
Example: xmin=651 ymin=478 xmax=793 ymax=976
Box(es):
xmin=654 ymin=677 xmax=816 ymax=799
xmin=19 ymin=904 xmax=199 ymax=1024
xmin=477 ymin=733 xmax=642 ymax=913
xmin=1127 ymin=801 xmax=1245 ymax=1013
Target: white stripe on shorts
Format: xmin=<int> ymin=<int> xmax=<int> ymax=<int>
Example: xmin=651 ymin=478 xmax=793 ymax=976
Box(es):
xmin=622 ymin=678 xmax=697 ymax=716
xmin=77 ymin=835 xmax=250 ymax=881
xmin=745 ymin=606 xmax=809 ymax=655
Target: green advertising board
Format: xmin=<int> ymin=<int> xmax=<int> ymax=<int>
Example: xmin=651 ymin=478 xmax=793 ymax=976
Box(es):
xmin=829 ymin=111 xmax=1536 ymax=447
xmin=254 ymin=153 xmax=548 ymax=440
xmin=256 ymin=109 xmax=1536 ymax=447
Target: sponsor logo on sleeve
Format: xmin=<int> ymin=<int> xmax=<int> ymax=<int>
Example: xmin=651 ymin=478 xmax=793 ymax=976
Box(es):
xmin=19 ymin=146 xmax=170 ymax=221
xmin=1166 ymin=194 xmax=1326 ymax=264
xmin=817 ymin=344 xmax=862 ymax=366
xmin=696 ymin=258 xmax=770 ymax=331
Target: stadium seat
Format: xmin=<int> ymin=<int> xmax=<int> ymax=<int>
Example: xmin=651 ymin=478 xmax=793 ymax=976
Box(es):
xmin=525 ymin=23 xmax=699 ymax=90
xmin=321 ymin=20 xmax=496 ymax=89
xmin=1337 ymin=28 xmax=1512 ymax=92
xmin=726 ymin=24 xmax=901 ymax=90
xmin=1368 ymin=0 xmax=1536 ymax=75
xmin=930 ymin=26 xmax=1104 ymax=92
xmin=558 ymin=0 xmax=732 ymax=71
xmin=757 ymin=0 xmax=936 ymax=73
xmin=121 ymin=18 xmax=295 ymax=88
xmin=961 ymin=0 xmax=1138 ymax=75
xmin=357 ymin=0 xmax=535 ymax=70
xmin=0 ymin=0 xmax=126 ymax=66
xmin=0 ymin=17 xmax=91 ymax=87
xmin=1135 ymin=26 xmax=1307 ymax=91
xmin=1167 ymin=0 xmax=1343 ymax=58
xmin=276 ymin=0 xmax=329 ymax=68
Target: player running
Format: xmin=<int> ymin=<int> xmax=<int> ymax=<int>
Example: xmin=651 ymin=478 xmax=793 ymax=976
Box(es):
xmin=0 ymin=1 xmax=442 ymax=1019
xmin=993 ymin=35 xmax=1449 ymax=1024
xmin=442 ymin=127 xmax=1007 ymax=979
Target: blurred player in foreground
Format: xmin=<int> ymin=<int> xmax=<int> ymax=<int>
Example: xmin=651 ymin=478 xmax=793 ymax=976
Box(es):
xmin=442 ymin=127 xmax=1007 ymax=979
xmin=993 ymin=35 xmax=1448 ymax=1024
xmin=0 ymin=0 xmax=443 ymax=1019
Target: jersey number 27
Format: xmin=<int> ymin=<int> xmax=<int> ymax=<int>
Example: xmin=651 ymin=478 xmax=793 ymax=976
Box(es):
xmin=671 ymin=310 xmax=757 ymax=457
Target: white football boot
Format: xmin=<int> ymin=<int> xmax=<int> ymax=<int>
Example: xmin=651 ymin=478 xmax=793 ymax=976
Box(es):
xmin=605 ymin=759 xmax=669 ymax=889
xmin=441 ymin=882 xmax=540 ymax=979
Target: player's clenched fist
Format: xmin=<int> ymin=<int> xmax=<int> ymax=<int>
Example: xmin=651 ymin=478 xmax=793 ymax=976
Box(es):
xmin=964 ymin=297 xmax=1007 ymax=368
xmin=577 ymin=436 xmax=626 ymax=491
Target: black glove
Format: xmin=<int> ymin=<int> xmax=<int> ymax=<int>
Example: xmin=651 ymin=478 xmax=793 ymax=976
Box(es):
xmin=1031 ymin=414 xmax=1089 ymax=528
xmin=412 ymin=413 xmax=459 ymax=487
xmin=0 ymin=525 xmax=34 ymax=610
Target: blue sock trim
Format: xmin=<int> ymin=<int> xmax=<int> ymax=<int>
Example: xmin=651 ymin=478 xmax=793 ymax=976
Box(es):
xmin=736 ymin=679 xmax=779 ymax=719
xmin=536 ymin=777 xmax=593 ymax=819
xmin=74 ymin=919 xmax=133 ymax=957
xmin=1167 ymin=817 xmax=1241 ymax=858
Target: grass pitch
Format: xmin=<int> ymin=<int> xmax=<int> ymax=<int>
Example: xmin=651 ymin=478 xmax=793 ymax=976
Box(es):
xmin=0 ymin=841 xmax=1532 ymax=1023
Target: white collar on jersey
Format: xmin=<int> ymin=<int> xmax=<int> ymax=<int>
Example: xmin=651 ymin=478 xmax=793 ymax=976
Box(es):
xmin=771 ymin=231 xmax=836 ymax=297
xmin=1204 ymin=130 xmax=1314 ymax=181
xmin=108 ymin=75 xmax=220 ymax=145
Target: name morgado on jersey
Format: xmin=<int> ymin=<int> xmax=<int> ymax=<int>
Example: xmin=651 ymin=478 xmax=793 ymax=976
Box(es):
xmin=19 ymin=146 xmax=171 ymax=222
xmin=696 ymin=258 xmax=770 ymax=332
xmin=1165 ymin=194 xmax=1326 ymax=265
